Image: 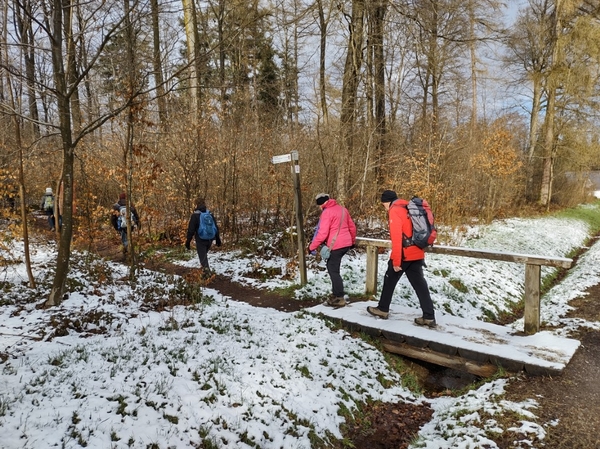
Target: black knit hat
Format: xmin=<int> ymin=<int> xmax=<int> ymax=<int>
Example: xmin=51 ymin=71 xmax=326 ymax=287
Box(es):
xmin=380 ymin=190 xmax=398 ymax=203
xmin=315 ymin=193 xmax=329 ymax=206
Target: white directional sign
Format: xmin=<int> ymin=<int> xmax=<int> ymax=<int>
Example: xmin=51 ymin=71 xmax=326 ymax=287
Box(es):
xmin=271 ymin=153 xmax=292 ymax=164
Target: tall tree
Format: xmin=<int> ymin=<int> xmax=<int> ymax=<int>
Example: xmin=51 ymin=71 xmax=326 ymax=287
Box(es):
xmin=150 ymin=0 xmax=167 ymax=127
xmin=337 ymin=0 xmax=365 ymax=201
xmin=13 ymin=0 xmax=40 ymax=138
xmin=367 ymin=0 xmax=387 ymax=186
xmin=181 ymin=0 xmax=201 ymax=118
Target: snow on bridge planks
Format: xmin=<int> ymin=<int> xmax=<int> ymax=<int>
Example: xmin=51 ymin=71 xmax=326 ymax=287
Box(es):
xmin=309 ymin=301 xmax=580 ymax=377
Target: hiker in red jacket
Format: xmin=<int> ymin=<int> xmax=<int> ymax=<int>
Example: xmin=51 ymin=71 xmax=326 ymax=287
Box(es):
xmin=367 ymin=190 xmax=436 ymax=327
xmin=308 ymin=193 xmax=356 ymax=308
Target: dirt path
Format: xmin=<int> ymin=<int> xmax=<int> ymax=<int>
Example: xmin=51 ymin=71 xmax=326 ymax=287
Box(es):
xmin=499 ymin=288 xmax=600 ymax=449
xmin=43 ymin=217 xmax=600 ymax=449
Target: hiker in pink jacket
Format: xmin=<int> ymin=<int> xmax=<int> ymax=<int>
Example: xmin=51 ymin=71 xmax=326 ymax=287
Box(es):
xmin=308 ymin=193 xmax=356 ymax=308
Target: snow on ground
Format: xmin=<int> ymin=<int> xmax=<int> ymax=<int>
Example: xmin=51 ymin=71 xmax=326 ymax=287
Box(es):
xmin=1 ymin=203 xmax=600 ymax=448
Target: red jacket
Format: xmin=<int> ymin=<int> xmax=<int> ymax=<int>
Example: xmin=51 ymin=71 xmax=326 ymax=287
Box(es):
xmin=309 ymin=199 xmax=356 ymax=251
xmin=388 ymin=199 xmax=425 ymax=266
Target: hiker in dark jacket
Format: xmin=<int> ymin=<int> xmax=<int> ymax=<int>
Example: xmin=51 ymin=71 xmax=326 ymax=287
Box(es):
xmin=111 ymin=192 xmax=140 ymax=254
xmin=185 ymin=198 xmax=221 ymax=272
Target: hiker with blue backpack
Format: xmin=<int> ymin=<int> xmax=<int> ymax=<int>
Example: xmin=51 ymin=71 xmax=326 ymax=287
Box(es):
xmin=367 ymin=190 xmax=437 ymax=327
xmin=185 ymin=198 xmax=221 ymax=273
xmin=111 ymin=192 xmax=140 ymax=254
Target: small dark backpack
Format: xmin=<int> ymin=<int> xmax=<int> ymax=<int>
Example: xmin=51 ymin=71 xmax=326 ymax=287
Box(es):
xmin=404 ymin=197 xmax=437 ymax=249
xmin=197 ymin=210 xmax=217 ymax=240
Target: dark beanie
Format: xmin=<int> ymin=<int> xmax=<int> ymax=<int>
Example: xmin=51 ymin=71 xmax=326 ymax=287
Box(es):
xmin=315 ymin=193 xmax=329 ymax=206
xmin=119 ymin=192 xmax=126 ymax=200
xmin=380 ymin=190 xmax=398 ymax=203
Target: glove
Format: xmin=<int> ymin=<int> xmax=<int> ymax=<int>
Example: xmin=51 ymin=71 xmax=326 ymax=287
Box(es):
xmin=185 ymin=242 xmax=191 ymax=250
xmin=216 ymin=237 xmax=222 ymax=247
xmin=310 ymin=250 xmax=317 ymax=256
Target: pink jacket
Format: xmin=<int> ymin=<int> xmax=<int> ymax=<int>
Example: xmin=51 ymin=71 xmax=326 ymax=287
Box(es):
xmin=309 ymin=199 xmax=356 ymax=251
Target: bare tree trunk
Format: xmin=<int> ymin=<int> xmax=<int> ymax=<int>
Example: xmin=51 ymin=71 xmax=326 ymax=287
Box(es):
xmin=182 ymin=0 xmax=200 ymax=119
xmin=14 ymin=0 xmax=40 ymax=138
xmin=539 ymin=0 xmax=562 ymax=208
xmin=64 ymin=0 xmax=81 ymax=133
xmin=0 ymin=0 xmax=5 ymax=101
xmin=124 ymin=0 xmax=138 ymax=277
xmin=4 ymin=53 xmax=35 ymax=288
xmin=317 ymin=0 xmax=329 ymax=124
xmin=468 ymin=0 xmax=477 ymax=132
xmin=150 ymin=0 xmax=167 ymax=127
xmin=338 ymin=0 xmax=365 ymax=201
xmin=539 ymin=86 xmax=556 ymax=207
xmin=45 ymin=0 xmax=75 ymax=307
xmin=372 ymin=0 xmax=387 ymax=187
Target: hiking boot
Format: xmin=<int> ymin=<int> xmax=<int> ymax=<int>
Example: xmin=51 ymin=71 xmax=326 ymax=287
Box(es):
xmin=414 ymin=317 xmax=437 ymax=328
xmin=326 ymin=297 xmax=346 ymax=308
xmin=367 ymin=306 xmax=389 ymax=319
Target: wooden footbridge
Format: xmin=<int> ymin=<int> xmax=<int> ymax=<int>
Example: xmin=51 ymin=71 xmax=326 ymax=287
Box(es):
xmin=309 ymin=237 xmax=580 ymax=377
xmin=310 ymin=301 xmax=579 ymax=377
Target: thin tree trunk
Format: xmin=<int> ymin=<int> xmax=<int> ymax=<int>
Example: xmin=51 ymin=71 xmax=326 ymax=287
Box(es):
xmin=372 ymin=0 xmax=387 ymax=187
xmin=64 ymin=0 xmax=81 ymax=133
xmin=338 ymin=0 xmax=365 ymax=201
xmin=182 ymin=0 xmax=199 ymax=118
xmin=468 ymin=0 xmax=477 ymax=132
xmin=150 ymin=0 xmax=167 ymax=127
xmin=14 ymin=0 xmax=40 ymax=138
xmin=4 ymin=50 xmax=35 ymax=288
xmin=46 ymin=0 xmax=75 ymax=307
xmin=124 ymin=0 xmax=137 ymax=277
xmin=539 ymin=0 xmax=562 ymax=208
xmin=317 ymin=0 xmax=329 ymax=123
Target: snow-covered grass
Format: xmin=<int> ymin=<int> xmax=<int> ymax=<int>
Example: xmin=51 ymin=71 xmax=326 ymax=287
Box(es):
xmin=1 ymin=202 xmax=600 ymax=448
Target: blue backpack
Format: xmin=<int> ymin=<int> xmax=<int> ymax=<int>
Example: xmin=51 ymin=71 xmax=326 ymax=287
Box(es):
xmin=197 ymin=210 xmax=217 ymax=240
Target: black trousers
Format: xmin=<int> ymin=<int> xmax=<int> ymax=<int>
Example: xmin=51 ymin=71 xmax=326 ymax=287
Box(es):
xmin=326 ymin=246 xmax=351 ymax=298
xmin=377 ymin=259 xmax=435 ymax=320
xmin=195 ymin=238 xmax=212 ymax=269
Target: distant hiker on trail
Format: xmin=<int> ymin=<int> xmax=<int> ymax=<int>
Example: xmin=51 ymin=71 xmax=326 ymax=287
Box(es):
xmin=111 ymin=192 xmax=140 ymax=254
xmin=185 ymin=198 xmax=221 ymax=274
xmin=308 ymin=193 xmax=356 ymax=308
xmin=40 ymin=187 xmax=60 ymax=231
xmin=367 ymin=190 xmax=437 ymax=327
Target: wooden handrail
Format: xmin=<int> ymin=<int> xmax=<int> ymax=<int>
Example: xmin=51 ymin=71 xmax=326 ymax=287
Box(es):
xmin=354 ymin=237 xmax=573 ymax=335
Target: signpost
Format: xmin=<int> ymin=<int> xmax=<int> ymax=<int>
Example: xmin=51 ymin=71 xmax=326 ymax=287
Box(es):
xmin=272 ymin=151 xmax=307 ymax=285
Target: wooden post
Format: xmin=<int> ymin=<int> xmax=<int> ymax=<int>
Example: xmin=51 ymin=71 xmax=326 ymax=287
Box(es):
xmin=524 ymin=263 xmax=541 ymax=335
xmin=291 ymin=151 xmax=307 ymax=285
xmin=365 ymin=245 xmax=379 ymax=295
xmin=272 ymin=152 xmax=307 ymax=286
